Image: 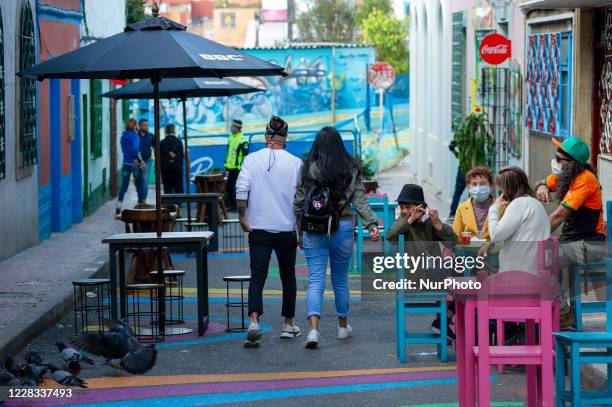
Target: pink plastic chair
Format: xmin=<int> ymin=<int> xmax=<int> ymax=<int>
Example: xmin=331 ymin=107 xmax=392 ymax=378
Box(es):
xmin=496 ymin=236 xmax=561 ymax=374
xmin=472 ymin=270 xmax=555 ymax=407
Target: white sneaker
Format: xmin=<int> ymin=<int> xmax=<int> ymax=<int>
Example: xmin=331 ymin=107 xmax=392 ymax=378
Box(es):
xmin=305 ymin=329 xmax=320 ymax=349
xmin=337 ymin=324 xmax=352 ymax=340
xmin=244 ymin=322 xmax=261 ymax=348
xmin=280 ymin=323 xmax=301 ymax=339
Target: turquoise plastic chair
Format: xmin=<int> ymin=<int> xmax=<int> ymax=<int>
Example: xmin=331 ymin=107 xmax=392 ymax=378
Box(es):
xmin=394 ymin=234 xmax=448 ymax=363
xmin=353 ymin=194 xmax=396 ymax=273
xmin=569 ymin=201 xmax=612 ymax=331
xmin=553 ymin=200 xmax=612 ymax=406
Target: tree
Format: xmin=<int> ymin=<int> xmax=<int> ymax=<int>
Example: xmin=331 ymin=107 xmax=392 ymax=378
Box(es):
xmin=295 ymin=0 xmax=355 ymax=43
xmin=355 ymin=0 xmax=393 ymax=25
xmin=126 ymin=0 xmax=146 ymax=25
xmin=360 ymin=9 xmax=409 ymax=74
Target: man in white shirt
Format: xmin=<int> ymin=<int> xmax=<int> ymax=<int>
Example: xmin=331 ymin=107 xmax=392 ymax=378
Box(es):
xmin=236 ymin=116 xmax=303 ymax=348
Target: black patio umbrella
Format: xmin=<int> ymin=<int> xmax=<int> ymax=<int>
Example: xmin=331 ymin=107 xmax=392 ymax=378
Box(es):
xmin=102 ymin=78 xmax=264 ymax=228
xmin=18 ymin=2 xmax=284 ymax=335
xmin=18 ymin=2 xmax=284 ymax=239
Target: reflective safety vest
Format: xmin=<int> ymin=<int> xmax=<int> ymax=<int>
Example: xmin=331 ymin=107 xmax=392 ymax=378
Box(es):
xmin=224 ymin=131 xmax=248 ymax=170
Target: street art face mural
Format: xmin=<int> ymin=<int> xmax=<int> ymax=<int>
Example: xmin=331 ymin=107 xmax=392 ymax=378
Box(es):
xmin=525 ymin=33 xmax=561 ymax=136
xmin=131 ymin=46 xmax=375 ymax=133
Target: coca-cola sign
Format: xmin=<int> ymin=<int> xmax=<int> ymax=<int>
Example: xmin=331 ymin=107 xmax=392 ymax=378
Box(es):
xmin=479 ymin=33 xmax=512 ymax=65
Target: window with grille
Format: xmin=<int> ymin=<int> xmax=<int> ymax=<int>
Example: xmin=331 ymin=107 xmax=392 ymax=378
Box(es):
xmin=451 ymin=12 xmax=466 ymax=131
xmin=0 ymin=9 xmax=5 ymax=180
xmin=90 ymin=79 xmax=103 ymax=158
xmin=19 ymin=2 xmax=37 ymax=170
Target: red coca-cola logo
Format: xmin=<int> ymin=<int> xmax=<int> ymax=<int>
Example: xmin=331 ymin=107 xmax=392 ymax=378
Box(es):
xmin=479 ymin=33 xmax=512 ymax=65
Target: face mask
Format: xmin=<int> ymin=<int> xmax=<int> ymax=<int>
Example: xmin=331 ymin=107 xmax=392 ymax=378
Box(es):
xmin=551 ymin=158 xmax=564 ymax=176
xmin=469 ymin=185 xmax=491 ymax=202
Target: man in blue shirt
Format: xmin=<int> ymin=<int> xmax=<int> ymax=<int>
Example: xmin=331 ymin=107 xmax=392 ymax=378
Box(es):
xmin=138 ymin=119 xmax=154 ymax=201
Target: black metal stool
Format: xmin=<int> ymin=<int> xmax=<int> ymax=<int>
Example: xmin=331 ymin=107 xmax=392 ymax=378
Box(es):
xmin=223 ymin=275 xmax=250 ymax=332
xmin=125 ymin=283 xmax=165 ymax=342
xmin=149 ymin=270 xmax=186 ymax=325
xmin=72 ymin=278 xmax=111 ymax=335
xmin=222 ymin=219 xmax=246 ymax=253
xmin=175 ymin=218 xmax=208 ymax=232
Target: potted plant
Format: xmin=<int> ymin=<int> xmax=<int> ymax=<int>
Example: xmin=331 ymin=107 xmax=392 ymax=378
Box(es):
xmin=453 ymin=113 xmax=494 ymax=174
xmin=359 ymin=156 xmax=378 ymax=193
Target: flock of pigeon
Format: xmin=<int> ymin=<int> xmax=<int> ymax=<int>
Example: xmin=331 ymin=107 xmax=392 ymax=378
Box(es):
xmin=0 ymin=320 xmax=157 ymax=390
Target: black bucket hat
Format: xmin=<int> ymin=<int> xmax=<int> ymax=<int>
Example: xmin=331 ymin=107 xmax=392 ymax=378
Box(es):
xmin=396 ymin=184 xmax=426 ymax=206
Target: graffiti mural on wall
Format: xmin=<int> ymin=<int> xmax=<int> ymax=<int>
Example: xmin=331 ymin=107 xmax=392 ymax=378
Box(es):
xmin=601 ymin=8 xmax=612 ymax=155
xmin=131 ymin=46 xmax=376 ymax=133
xmin=525 ymin=33 xmax=561 ymax=136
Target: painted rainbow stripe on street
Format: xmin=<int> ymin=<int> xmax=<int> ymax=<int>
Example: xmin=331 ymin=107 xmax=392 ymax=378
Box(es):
xmin=15 ymin=366 xmax=468 ymax=407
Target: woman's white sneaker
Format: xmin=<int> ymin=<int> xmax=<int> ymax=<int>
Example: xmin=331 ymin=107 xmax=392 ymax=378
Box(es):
xmin=337 ymin=324 xmax=352 ymax=340
xmin=305 ymin=329 xmax=320 ymax=349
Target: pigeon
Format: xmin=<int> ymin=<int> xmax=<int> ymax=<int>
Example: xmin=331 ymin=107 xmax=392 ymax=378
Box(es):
xmin=3 ymin=354 xmax=18 ymax=376
xmin=44 ymin=364 xmax=87 ymax=388
xmin=55 ymin=342 xmax=94 ymax=365
xmin=74 ymin=320 xmax=156 ymax=374
xmin=0 ymin=370 xmax=20 ymax=387
xmin=16 ymin=363 xmax=47 ymax=387
xmin=63 ymin=360 xmax=81 ymax=377
xmin=24 ymin=349 xmax=42 ymax=365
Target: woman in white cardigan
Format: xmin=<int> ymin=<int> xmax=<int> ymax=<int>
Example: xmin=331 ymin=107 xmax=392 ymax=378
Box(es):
xmin=488 ymin=166 xmax=550 ymax=273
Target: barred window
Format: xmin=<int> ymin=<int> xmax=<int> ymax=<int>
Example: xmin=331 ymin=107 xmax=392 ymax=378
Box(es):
xmin=90 ymin=79 xmax=102 ymax=158
xmin=19 ymin=1 xmax=36 ymax=170
xmin=0 ymin=8 xmax=5 ymax=180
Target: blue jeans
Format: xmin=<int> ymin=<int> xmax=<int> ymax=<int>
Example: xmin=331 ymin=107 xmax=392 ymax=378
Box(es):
xmin=303 ymin=220 xmax=354 ymax=319
xmin=450 ymin=166 xmax=466 ymax=217
xmin=140 ymin=159 xmax=151 ymax=201
xmin=118 ymin=164 xmax=145 ymax=203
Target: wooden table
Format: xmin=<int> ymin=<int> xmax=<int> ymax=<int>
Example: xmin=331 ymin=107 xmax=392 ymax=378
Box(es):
xmin=451 ymin=277 xmax=480 ymax=407
xmin=161 ymin=193 xmax=220 ymax=252
xmin=102 ymin=232 xmax=213 ymax=336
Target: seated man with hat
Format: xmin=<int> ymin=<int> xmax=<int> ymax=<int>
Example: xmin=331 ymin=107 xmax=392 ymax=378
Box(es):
xmin=386 ymin=184 xmax=457 ymax=338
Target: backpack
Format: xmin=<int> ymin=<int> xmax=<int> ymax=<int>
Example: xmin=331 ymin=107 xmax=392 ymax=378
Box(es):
xmin=301 ymin=182 xmax=352 ymax=237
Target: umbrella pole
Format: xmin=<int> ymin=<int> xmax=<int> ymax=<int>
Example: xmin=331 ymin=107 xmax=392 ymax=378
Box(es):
xmin=152 ymin=73 xmax=165 ymax=335
xmin=182 ymin=97 xmax=192 ymax=231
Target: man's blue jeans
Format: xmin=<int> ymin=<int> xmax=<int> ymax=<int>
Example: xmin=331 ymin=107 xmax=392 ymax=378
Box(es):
xmin=118 ymin=164 xmax=145 ymax=203
xmin=303 ymin=220 xmax=354 ymax=319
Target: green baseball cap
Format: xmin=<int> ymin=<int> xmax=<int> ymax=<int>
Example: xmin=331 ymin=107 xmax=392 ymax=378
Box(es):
xmin=552 ymin=136 xmax=590 ymax=164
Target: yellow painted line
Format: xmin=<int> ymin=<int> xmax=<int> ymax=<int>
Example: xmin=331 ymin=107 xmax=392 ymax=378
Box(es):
xmin=42 ymin=366 xmax=456 ymax=390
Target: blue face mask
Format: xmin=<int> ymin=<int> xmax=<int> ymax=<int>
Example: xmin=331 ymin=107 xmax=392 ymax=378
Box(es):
xmin=469 ymin=185 xmax=491 ymax=202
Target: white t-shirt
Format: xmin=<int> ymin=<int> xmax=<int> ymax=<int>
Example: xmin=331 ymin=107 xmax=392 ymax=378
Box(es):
xmin=235 ymin=148 xmax=303 ymax=233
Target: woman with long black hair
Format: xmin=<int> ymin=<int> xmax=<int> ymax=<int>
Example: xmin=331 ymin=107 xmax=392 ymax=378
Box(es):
xmin=294 ymin=126 xmax=379 ymax=349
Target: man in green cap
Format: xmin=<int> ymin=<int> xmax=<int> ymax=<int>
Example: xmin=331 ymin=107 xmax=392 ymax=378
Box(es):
xmin=535 ymin=136 xmax=606 ymax=329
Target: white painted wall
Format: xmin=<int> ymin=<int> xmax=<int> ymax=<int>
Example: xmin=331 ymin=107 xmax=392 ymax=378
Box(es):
xmin=80 ymin=0 xmax=125 ymax=200
xmin=409 ymin=0 xmax=527 ymax=208
xmin=0 ymin=0 xmax=39 ymax=260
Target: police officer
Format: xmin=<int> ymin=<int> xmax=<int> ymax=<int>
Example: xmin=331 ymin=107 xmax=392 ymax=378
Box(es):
xmin=225 ymin=119 xmax=248 ymax=211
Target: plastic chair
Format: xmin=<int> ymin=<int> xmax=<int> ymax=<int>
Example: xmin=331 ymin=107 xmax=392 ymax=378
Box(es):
xmin=395 ymin=234 xmax=448 ymax=363
xmin=569 ymin=201 xmax=612 ymax=331
xmin=496 ymin=236 xmax=561 ymax=374
xmin=472 ymin=270 xmax=555 ymax=407
xmin=354 ymin=193 xmax=397 ymax=273
xmin=553 ymin=201 xmax=612 ymax=406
